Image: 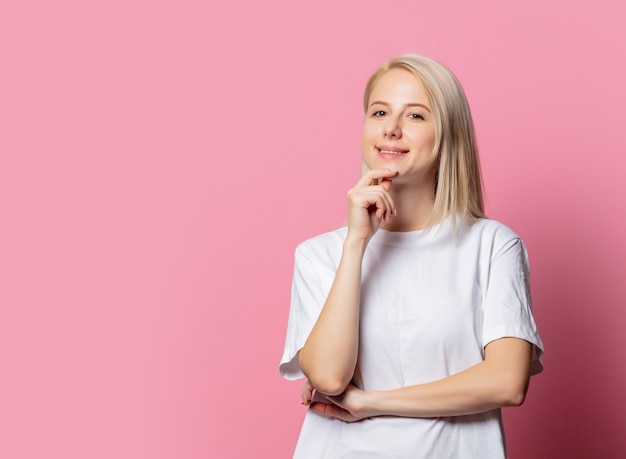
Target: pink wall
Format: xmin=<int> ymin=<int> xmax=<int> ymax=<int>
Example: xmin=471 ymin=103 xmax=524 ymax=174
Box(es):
xmin=2 ymin=1 xmax=625 ymax=458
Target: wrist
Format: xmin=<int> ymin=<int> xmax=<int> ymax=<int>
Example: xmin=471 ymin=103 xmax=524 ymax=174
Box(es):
xmin=343 ymin=234 xmax=369 ymax=254
xmin=363 ymin=390 xmax=384 ymax=417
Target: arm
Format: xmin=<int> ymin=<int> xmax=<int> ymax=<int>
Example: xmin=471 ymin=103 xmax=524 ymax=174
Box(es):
xmin=298 ymin=237 xmax=365 ymax=396
xmin=298 ymin=169 xmax=397 ymax=396
xmin=310 ymin=337 xmax=532 ymax=420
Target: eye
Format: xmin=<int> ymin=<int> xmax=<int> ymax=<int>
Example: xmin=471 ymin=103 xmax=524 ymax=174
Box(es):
xmin=408 ymin=113 xmax=425 ymax=120
xmin=372 ymin=110 xmax=386 ymax=117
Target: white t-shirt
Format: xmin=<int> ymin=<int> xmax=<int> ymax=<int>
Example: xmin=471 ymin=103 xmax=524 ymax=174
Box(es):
xmin=279 ymin=218 xmax=544 ymax=459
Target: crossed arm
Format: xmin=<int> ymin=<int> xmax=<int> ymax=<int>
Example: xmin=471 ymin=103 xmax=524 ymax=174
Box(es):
xmin=301 ymin=337 xmax=532 ymax=422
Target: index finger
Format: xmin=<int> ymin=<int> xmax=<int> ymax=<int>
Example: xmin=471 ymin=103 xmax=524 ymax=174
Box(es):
xmin=355 ymin=168 xmax=398 ymax=187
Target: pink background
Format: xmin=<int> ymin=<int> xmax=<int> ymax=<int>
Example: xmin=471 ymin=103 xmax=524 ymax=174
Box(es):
xmin=1 ymin=1 xmax=625 ymax=458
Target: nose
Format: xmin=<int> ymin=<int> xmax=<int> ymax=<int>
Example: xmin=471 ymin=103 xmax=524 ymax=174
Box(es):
xmin=383 ymin=116 xmax=402 ymax=139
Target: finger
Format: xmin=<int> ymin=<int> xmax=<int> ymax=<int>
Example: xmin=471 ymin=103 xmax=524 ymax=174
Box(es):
xmin=349 ymin=190 xmax=389 ymax=217
xmin=309 ymin=402 xmax=357 ymax=423
xmin=355 ymin=168 xmax=398 ymax=188
xmin=366 ymin=180 xmax=396 ymax=213
xmin=377 ymin=179 xmax=395 ymax=220
xmin=360 ymin=189 xmax=395 ymax=222
xmin=352 ymin=191 xmax=391 ymax=223
xmin=301 ymin=389 xmax=311 ymax=405
xmin=354 ymin=187 xmax=395 ymax=213
xmin=301 ymin=380 xmax=314 ymax=405
xmin=379 ymin=177 xmax=393 ymax=192
xmin=375 ymin=187 xmax=396 ymax=222
xmin=304 ymin=388 xmax=313 ymax=405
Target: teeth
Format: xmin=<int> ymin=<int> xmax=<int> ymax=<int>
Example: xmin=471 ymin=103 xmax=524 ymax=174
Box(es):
xmin=379 ymin=149 xmax=405 ymax=155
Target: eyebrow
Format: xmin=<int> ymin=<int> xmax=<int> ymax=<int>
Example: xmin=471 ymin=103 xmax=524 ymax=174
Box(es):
xmin=369 ymin=101 xmax=432 ymax=113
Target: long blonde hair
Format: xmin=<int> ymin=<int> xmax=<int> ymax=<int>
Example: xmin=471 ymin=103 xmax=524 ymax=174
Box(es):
xmin=363 ymin=54 xmax=486 ymax=229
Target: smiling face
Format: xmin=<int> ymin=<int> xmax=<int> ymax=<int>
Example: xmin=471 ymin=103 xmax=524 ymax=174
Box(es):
xmin=361 ymin=68 xmax=437 ymax=187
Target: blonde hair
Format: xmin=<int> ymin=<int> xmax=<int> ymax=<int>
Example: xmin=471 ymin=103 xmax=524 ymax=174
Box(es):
xmin=363 ymin=54 xmax=486 ymax=229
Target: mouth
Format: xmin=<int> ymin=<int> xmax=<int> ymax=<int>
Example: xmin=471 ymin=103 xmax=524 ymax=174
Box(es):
xmin=377 ymin=147 xmax=408 ymax=157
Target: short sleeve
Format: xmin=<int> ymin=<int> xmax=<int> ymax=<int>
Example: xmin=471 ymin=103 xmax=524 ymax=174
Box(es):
xmin=279 ymin=244 xmax=333 ymax=380
xmin=482 ymin=237 xmax=544 ymax=375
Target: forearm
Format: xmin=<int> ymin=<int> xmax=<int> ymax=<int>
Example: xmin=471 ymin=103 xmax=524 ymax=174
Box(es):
xmin=299 ymin=237 xmax=367 ymax=395
xmin=361 ymin=339 xmax=532 ymax=418
xmin=370 ymin=364 xmax=525 ymax=418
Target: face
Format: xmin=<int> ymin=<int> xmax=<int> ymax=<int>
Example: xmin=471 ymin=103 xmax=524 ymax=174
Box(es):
xmin=361 ymin=68 xmax=437 ymax=186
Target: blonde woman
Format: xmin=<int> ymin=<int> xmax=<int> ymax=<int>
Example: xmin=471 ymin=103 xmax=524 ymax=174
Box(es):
xmin=279 ymin=54 xmax=543 ymax=458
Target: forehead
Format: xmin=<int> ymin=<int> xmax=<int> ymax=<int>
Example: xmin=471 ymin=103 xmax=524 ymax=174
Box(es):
xmin=368 ymin=68 xmax=431 ymax=107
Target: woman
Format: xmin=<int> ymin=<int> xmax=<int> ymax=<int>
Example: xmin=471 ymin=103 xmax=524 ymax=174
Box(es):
xmin=279 ymin=54 xmax=543 ymax=458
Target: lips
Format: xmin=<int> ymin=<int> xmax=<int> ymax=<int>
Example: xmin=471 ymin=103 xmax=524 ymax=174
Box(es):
xmin=377 ymin=146 xmax=408 ymax=157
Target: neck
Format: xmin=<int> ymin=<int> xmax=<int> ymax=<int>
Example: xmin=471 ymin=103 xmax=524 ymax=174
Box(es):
xmin=380 ymin=178 xmax=436 ymax=232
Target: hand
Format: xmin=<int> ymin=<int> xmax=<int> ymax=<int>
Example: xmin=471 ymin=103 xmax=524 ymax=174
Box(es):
xmin=309 ymin=384 xmax=373 ymax=423
xmin=301 ymin=379 xmax=314 ymax=405
xmin=346 ymin=169 xmax=398 ymax=243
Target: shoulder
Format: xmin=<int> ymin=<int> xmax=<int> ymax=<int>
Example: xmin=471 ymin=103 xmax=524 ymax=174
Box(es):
xmin=291 ymin=227 xmax=346 ymax=282
xmin=468 ymin=218 xmax=520 ymax=240
xmin=294 ymin=226 xmax=347 ymax=263
xmin=462 ymin=218 xmax=526 ymax=257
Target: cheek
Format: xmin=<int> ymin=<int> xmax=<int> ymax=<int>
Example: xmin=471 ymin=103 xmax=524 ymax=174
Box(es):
xmin=428 ymin=134 xmax=437 ymax=152
xmin=418 ymin=129 xmax=437 ymax=151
